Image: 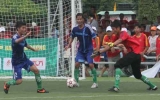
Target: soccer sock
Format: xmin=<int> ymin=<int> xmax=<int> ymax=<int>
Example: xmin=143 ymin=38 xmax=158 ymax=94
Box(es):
xmin=35 ymin=73 xmax=42 ymax=90
xmin=74 ymin=68 xmax=79 ymax=83
xmin=114 ymin=68 xmax=122 ymax=88
xmin=91 ymin=68 xmax=97 ymax=83
xmin=141 ymin=75 xmax=155 ymax=88
xmin=6 ymin=79 xmax=16 ymax=86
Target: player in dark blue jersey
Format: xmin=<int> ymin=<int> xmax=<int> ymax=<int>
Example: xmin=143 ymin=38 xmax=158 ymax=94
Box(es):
xmin=3 ymin=21 xmax=49 ymax=94
xmin=65 ymin=13 xmax=99 ymax=88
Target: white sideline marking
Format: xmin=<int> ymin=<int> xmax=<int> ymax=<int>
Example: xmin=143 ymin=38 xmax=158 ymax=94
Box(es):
xmin=0 ymin=94 xmax=160 ymax=99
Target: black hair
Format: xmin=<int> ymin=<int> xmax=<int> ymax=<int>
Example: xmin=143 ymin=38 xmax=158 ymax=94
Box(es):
xmin=134 ymin=23 xmax=141 ymax=28
xmin=132 ymin=14 xmax=136 ymax=17
xmin=90 ymin=6 xmax=96 ymax=10
xmin=111 ymin=20 xmax=121 ymax=29
xmin=15 ymin=21 xmax=26 ymax=29
xmin=105 ymin=11 xmax=109 ymax=14
xmin=76 ymin=13 xmax=85 ymax=19
xmin=89 ymin=13 xmax=95 ymax=19
xmin=140 ymin=24 xmax=146 ymax=29
xmin=119 ymin=13 xmax=124 ymax=16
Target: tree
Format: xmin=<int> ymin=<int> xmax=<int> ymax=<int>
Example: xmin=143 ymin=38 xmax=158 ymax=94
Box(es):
xmin=138 ymin=0 xmax=160 ymax=23
xmin=0 ymin=0 xmax=47 ymax=23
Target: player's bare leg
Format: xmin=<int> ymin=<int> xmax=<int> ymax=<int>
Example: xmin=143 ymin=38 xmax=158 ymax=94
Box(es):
xmin=74 ymin=62 xmax=80 ymax=87
xmin=30 ymin=65 xmax=49 ymax=93
xmin=89 ymin=64 xmax=98 ymax=88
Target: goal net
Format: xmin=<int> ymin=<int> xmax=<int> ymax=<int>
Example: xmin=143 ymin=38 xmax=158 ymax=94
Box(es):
xmin=0 ymin=0 xmax=84 ymax=79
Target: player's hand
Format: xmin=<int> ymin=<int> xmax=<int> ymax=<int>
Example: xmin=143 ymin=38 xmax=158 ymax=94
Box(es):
xmin=34 ymin=48 xmax=39 ymax=52
xmin=123 ymin=47 xmax=128 ymax=54
xmin=91 ymin=50 xmax=100 ymax=58
xmin=146 ymin=50 xmax=151 ymax=55
xmin=25 ymin=31 xmax=31 ymax=37
xmin=110 ymin=47 xmax=115 ymax=53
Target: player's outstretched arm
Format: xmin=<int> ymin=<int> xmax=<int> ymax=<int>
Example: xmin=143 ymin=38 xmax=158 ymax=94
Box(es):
xmin=26 ymin=44 xmax=38 ymax=51
xmin=15 ymin=31 xmax=31 ymax=43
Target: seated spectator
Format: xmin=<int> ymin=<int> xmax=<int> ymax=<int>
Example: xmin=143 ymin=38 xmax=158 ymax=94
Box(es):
xmin=99 ymin=26 xmax=120 ymax=77
xmin=0 ymin=26 xmax=5 ymax=39
xmin=146 ymin=26 xmax=158 ymax=56
xmin=121 ymin=22 xmax=131 ymax=35
xmin=4 ymin=27 xmax=12 ymax=39
xmin=119 ymin=13 xmax=128 ymax=25
xmin=141 ymin=24 xmax=150 ymax=37
xmin=88 ymin=14 xmax=98 ymax=30
xmin=128 ymin=14 xmax=138 ymax=32
xmin=156 ymin=25 xmax=160 ymax=76
xmin=142 ymin=17 xmax=151 ymax=32
xmin=154 ymin=15 xmax=160 ymax=26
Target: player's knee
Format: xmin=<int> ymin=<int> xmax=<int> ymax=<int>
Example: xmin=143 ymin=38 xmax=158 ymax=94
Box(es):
xmin=33 ymin=69 xmax=39 ymax=74
xmin=75 ymin=62 xmax=80 ymax=68
xmin=16 ymin=79 xmax=23 ymax=85
xmin=89 ymin=64 xmax=94 ymax=69
xmin=114 ymin=63 xmax=121 ymax=69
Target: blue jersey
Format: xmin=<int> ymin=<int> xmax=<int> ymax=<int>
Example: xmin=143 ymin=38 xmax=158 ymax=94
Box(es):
xmin=12 ymin=33 xmax=28 ymax=65
xmin=71 ymin=24 xmax=96 ymax=53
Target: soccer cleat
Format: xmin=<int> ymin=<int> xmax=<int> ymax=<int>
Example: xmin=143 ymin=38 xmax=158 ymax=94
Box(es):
xmin=37 ymin=88 xmax=49 ymax=93
xmin=74 ymin=82 xmax=80 ymax=87
xmin=147 ymin=86 xmax=158 ymax=90
xmin=91 ymin=83 xmax=98 ymax=88
xmin=108 ymin=86 xmax=119 ymax=92
xmin=3 ymin=82 xmax=10 ymax=94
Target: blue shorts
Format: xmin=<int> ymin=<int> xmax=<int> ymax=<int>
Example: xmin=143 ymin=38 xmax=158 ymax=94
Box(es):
xmin=12 ymin=59 xmax=34 ymax=80
xmin=75 ymin=51 xmax=93 ymax=64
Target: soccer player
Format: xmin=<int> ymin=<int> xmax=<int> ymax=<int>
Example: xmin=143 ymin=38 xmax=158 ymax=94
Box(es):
xmin=92 ymin=20 xmax=157 ymax=92
xmin=65 ymin=13 xmax=98 ymax=88
xmin=3 ymin=21 xmax=49 ymax=94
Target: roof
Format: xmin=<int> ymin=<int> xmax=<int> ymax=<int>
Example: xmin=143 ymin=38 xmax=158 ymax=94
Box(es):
xmin=97 ymin=11 xmax=136 ymax=15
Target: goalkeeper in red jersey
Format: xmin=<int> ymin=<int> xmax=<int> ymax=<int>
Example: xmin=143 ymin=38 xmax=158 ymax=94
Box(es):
xmin=91 ymin=20 xmax=157 ymax=92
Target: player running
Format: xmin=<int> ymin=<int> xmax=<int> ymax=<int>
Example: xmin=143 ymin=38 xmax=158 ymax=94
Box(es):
xmin=3 ymin=21 xmax=49 ymax=94
xmin=91 ymin=20 xmax=157 ymax=92
xmin=65 ymin=13 xmax=99 ymax=88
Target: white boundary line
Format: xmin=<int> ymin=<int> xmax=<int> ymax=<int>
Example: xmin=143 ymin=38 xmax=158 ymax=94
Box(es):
xmin=0 ymin=94 xmax=160 ymax=99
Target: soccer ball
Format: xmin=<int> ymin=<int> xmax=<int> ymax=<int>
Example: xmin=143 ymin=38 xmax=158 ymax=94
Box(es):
xmin=67 ymin=78 xmax=76 ymax=88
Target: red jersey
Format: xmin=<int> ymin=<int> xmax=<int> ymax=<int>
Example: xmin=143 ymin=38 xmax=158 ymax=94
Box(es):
xmin=142 ymin=31 xmax=150 ymax=37
xmin=92 ymin=37 xmax=100 ymax=62
xmin=133 ymin=33 xmax=149 ymax=61
xmin=103 ymin=34 xmax=120 ymax=57
xmin=156 ymin=36 xmax=160 ymax=56
xmin=120 ymin=31 xmax=141 ymax=54
xmin=120 ymin=20 xmax=128 ymax=25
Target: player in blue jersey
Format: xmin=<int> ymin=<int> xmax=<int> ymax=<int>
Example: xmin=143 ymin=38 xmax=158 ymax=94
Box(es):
xmin=3 ymin=21 xmax=49 ymax=94
xmin=65 ymin=13 xmax=99 ymax=88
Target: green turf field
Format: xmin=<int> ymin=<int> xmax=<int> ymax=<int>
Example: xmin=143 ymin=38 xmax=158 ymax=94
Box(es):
xmin=1 ymin=77 xmax=160 ymax=100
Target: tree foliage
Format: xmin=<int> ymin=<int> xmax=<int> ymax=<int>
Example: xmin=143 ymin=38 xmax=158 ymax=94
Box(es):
xmin=138 ymin=0 xmax=160 ymax=23
xmin=0 ymin=0 xmax=47 ymax=20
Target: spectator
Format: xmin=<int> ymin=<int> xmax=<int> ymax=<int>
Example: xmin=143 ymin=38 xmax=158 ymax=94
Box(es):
xmin=0 ymin=26 xmax=5 ymax=39
xmin=121 ymin=22 xmax=131 ymax=35
xmin=100 ymin=11 xmax=112 ymax=31
xmin=8 ymin=16 xmax=16 ymax=27
xmin=88 ymin=14 xmax=98 ymax=30
xmin=146 ymin=26 xmax=158 ymax=56
xmin=90 ymin=6 xmax=98 ymax=20
xmin=119 ymin=13 xmax=128 ymax=25
xmin=141 ymin=24 xmax=150 ymax=37
xmin=156 ymin=25 xmax=160 ymax=62
xmin=99 ymin=26 xmax=120 ymax=77
xmin=154 ymin=15 xmax=160 ymax=26
xmin=142 ymin=17 xmax=151 ymax=32
xmin=128 ymin=14 xmax=138 ymax=32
